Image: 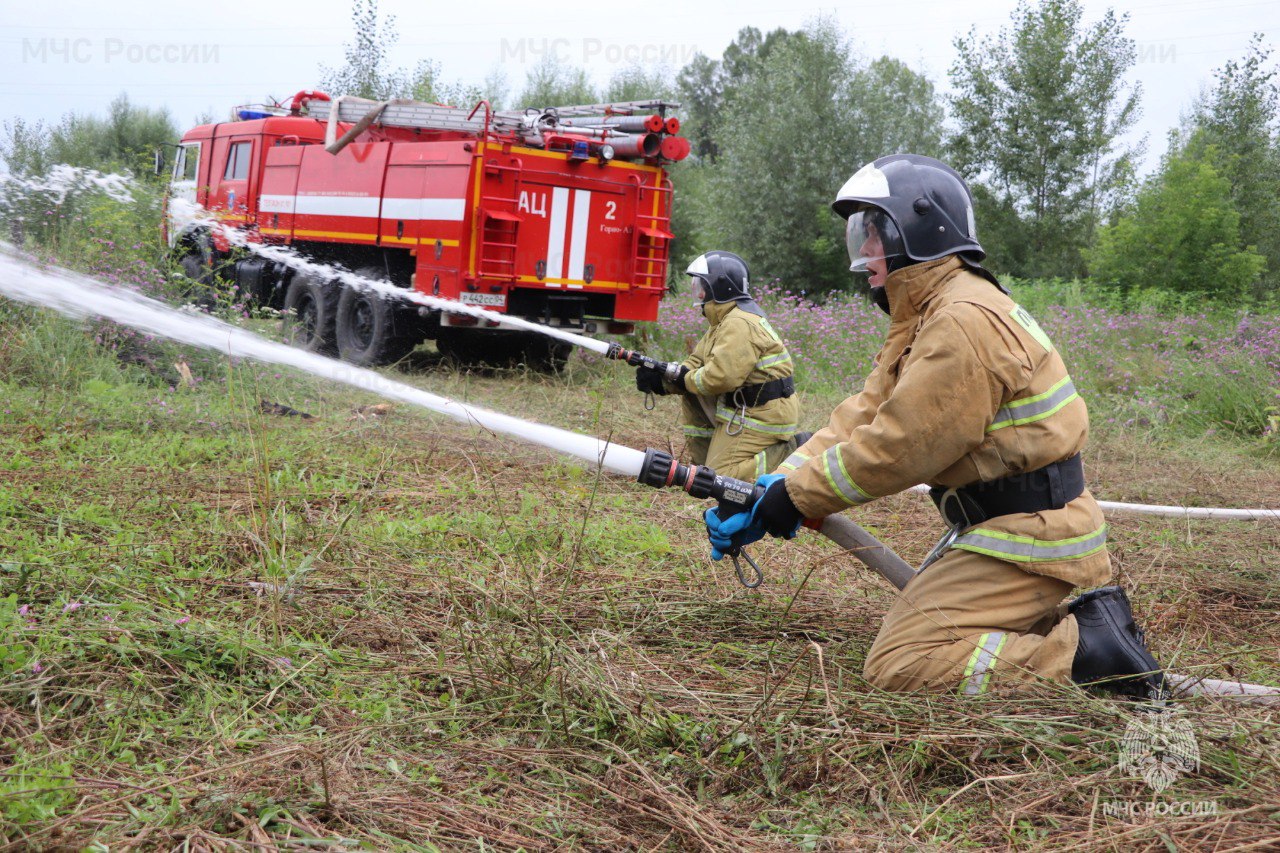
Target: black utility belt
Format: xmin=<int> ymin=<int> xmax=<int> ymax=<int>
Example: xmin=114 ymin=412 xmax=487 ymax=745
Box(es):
xmin=930 ymin=454 xmax=1085 ymax=528
xmin=723 ymin=376 xmax=795 ymax=408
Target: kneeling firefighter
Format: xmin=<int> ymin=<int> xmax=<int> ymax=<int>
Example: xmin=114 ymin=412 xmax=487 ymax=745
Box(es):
xmin=635 ymin=251 xmax=803 ymax=483
xmin=705 ymin=155 xmax=1164 ymax=698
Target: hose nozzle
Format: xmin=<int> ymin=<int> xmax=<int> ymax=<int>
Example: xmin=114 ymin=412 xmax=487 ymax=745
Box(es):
xmin=637 ymin=448 xmax=767 ymax=588
xmin=637 ymin=448 xmax=760 ymax=512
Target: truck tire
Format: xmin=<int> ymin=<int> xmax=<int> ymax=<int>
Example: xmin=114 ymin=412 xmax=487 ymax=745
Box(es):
xmin=334 ymin=276 xmax=419 ymax=367
xmin=178 ymin=252 xmax=218 ymax=309
xmin=524 ymin=336 xmax=573 ymax=373
xmin=282 ymin=272 xmax=339 ymax=355
xmin=436 ymin=329 xmax=570 ymax=373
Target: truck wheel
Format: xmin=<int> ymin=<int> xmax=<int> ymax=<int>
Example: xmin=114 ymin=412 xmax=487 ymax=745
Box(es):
xmin=178 ymin=252 xmax=218 ymax=309
xmin=435 ymin=329 xmax=569 ymax=372
xmin=435 ymin=327 xmax=492 ymax=367
xmin=524 ymin=337 xmax=573 ymax=373
xmin=282 ymin=272 xmax=339 ymax=355
xmin=335 ymin=278 xmax=418 ymax=367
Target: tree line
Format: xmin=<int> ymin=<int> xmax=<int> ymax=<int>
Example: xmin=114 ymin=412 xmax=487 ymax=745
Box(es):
xmin=3 ymin=0 xmax=1276 ymax=306
xmin=274 ymin=0 xmax=1280 ymax=305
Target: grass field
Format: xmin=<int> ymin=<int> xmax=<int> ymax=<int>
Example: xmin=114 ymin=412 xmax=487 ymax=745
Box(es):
xmin=1 ymin=297 xmax=1278 ymax=850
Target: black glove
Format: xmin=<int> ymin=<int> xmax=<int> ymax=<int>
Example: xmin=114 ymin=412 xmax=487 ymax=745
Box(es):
xmin=705 ymin=474 xmax=802 ymax=560
xmin=753 ymin=476 xmax=804 ymax=537
xmin=635 ymin=365 xmax=669 ymax=395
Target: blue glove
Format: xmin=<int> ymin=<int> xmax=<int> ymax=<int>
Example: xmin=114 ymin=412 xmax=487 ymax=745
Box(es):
xmin=704 ymin=504 xmax=765 ymax=561
xmin=703 ymin=474 xmax=802 ymax=561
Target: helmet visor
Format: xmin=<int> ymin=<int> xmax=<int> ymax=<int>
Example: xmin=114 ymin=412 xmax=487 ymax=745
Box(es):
xmin=845 ymin=208 xmax=903 ymax=273
xmin=690 ymin=276 xmax=707 ymax=304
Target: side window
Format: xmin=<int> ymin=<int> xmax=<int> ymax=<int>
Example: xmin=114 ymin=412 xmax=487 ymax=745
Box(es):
xmin=179 ymin=143 xmax=200 ymax=181
xmin=223 ymin=141 xmax=251 ymax=181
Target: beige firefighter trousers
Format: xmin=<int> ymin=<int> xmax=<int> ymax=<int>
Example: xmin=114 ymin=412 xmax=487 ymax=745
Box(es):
xmin=862 ymin=548 xmax=1085 ymax=694
xmin=681 ymin=395 xmax=794 ymax=482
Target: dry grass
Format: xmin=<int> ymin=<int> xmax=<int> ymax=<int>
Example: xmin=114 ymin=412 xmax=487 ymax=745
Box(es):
xmin=0 ymin=349 xmax=1278 ymax=850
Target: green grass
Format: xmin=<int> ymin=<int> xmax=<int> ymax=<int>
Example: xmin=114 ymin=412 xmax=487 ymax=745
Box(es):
xmin=0 ymin=303 xmax=1277 ymax=849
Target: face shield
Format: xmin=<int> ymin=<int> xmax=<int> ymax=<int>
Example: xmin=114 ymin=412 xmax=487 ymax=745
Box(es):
xmin=844 ymin=207 xmax=904 ymax=273
xmin=690 ymin=276 xmax=708 ymax=305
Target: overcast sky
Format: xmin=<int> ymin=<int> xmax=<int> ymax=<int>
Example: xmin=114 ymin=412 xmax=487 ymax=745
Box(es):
xmin=1 ymin=0 xmax=1276 ymax=173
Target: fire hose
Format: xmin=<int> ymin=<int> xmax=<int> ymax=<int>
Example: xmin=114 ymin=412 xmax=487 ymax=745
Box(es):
xmin=192 ymin=219 xmax=1280 ymax=524
xmin=631 ymin=447 xmax=1277 ymax=704
xmin=0 ymin=247 xmax=1275 ymax=704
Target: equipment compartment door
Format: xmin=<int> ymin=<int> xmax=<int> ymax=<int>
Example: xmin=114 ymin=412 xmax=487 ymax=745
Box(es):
xmin=259 ymin=146 xmax=303 ymax=241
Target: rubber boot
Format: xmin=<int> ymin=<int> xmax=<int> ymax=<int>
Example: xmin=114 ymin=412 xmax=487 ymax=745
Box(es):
xmin=1069 ymin=586 xmax=1165 ymax=699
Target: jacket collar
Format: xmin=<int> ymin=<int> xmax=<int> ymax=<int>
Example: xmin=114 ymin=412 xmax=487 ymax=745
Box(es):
xmin=702 ymin=299 xmax=739 ymax=326
xmin=884 ymin=255 xmax=966 ymax=322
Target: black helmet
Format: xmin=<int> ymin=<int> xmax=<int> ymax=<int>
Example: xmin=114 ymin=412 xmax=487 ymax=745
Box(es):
xmin=686 ymin=251 xmax=751 ymax=303
xmin=832 ymin=154 xmax=984 ymax=271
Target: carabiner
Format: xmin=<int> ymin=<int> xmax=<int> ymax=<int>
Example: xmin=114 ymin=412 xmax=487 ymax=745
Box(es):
xmin=644 ymin=391 xmax=656 ymax=411
xmin=918 ymin=522 xmax=963 ymax=572
xmin=730 ymin=547 xmax=764 ymax=588
xmin=725 ymin=389 xmax=746 ymax=436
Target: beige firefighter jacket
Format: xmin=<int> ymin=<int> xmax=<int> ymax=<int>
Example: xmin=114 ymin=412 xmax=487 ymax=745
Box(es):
xmin=672 ymin=300 xmax=799 ymax=439
xmin=778 ymin=255 xmax=1108 ymax=587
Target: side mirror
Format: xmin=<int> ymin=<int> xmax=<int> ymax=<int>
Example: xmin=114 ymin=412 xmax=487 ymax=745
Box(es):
xmin=153 ymin=148 xmax=166 ymax=177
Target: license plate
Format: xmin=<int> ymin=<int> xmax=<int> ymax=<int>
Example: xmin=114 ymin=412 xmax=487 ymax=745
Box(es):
xmin=459 ymin=292 xmax=506 ymax=308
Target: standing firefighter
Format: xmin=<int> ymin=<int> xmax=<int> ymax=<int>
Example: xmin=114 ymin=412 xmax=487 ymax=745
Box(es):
xmin=706 ymin=155 xmax=1164 ymax=698
xmin=636 ymin=251 xmax=802 ymax=482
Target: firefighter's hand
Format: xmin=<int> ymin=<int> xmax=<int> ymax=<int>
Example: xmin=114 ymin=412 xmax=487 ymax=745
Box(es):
xmin=704 ymin=475 xmax=802 ymax=560
xmin=635 ymin=365 xmax=669 ymax=395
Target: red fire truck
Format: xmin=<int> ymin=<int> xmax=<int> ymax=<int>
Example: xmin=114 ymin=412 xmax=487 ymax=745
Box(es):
xmin=163 ymin=90 xmax=687 ymax=368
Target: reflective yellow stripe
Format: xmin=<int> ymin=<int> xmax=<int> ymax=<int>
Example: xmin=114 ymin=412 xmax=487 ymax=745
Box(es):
xmin=820 ymin=446 xmax=873 ymax=505
xmin=290 ymin=229 xmax=379 ymax=241
xmin=713 ymin=404 xmax=796 ymax=435
xmin=692 ymin=367 xmax=709 ymax=396
xmin=513 ymin=275 xmax=629 ymax=290
xmin=683 ymin=425 xmax=714 ymax=438
xmin=754 ymin=449 xmax=768 ymax=479
xmin=953 ymin=525 xmax=1108 ymax=563
xmin=988 ymin=376 xmax=1079 ymax=432
xmin=961 ymin=632 xmax=1008 ymax=695
xmin=755 ymin=352 xmax=793 ymax=370
xmin=777 ymin=450 xmax=809 ymax=472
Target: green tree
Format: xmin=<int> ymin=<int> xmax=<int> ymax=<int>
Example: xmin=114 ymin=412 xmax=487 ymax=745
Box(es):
xmin=949 ymin=0 xmax=1142 ymax=278
xmin=406 ymin=61 xmax=504 ymax=109
xmin=316 ymin=1 xmax=502 ymax=106
xmin=854 ymin=57 xmax=945 ymax=159
xmin=675 ymin=27 xmax=794 ymax=161
xmin=517 ymin=55 xmax=597 ymax=108
xmin=1183 ymin=35 xmax=1280 ymax=296
xmin=694 ymin=21 xmax=945 ymax=295
xmin=0 ymin=93 xmax=175 ymax=178
xmin=317 ymin=0 xmax=407 ymax=100
xmin=1089 ymin=142 xmax=1264 ymax=300
xmin=603 ymin=66 xmax=676 ymax=103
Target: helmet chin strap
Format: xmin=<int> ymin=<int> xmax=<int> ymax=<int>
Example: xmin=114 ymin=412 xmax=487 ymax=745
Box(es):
xmin=870 ymin=285 xmax=891 ymax=315
xmin=866 ymin=252 xmax=908 ymax=316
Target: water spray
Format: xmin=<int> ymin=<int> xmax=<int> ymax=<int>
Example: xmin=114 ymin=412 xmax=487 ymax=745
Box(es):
xmin=172 ymin=201 xmax=689 ymax=373
xmin=1 ymin=248 xmax=1276 ymax=702
xmin=169 ymin=201 xmax=614 ymax=356
xmin=0 ymin=246 xmax=771 ymax=577
xmin=0 ymin=246 xmax=641 ymax=478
